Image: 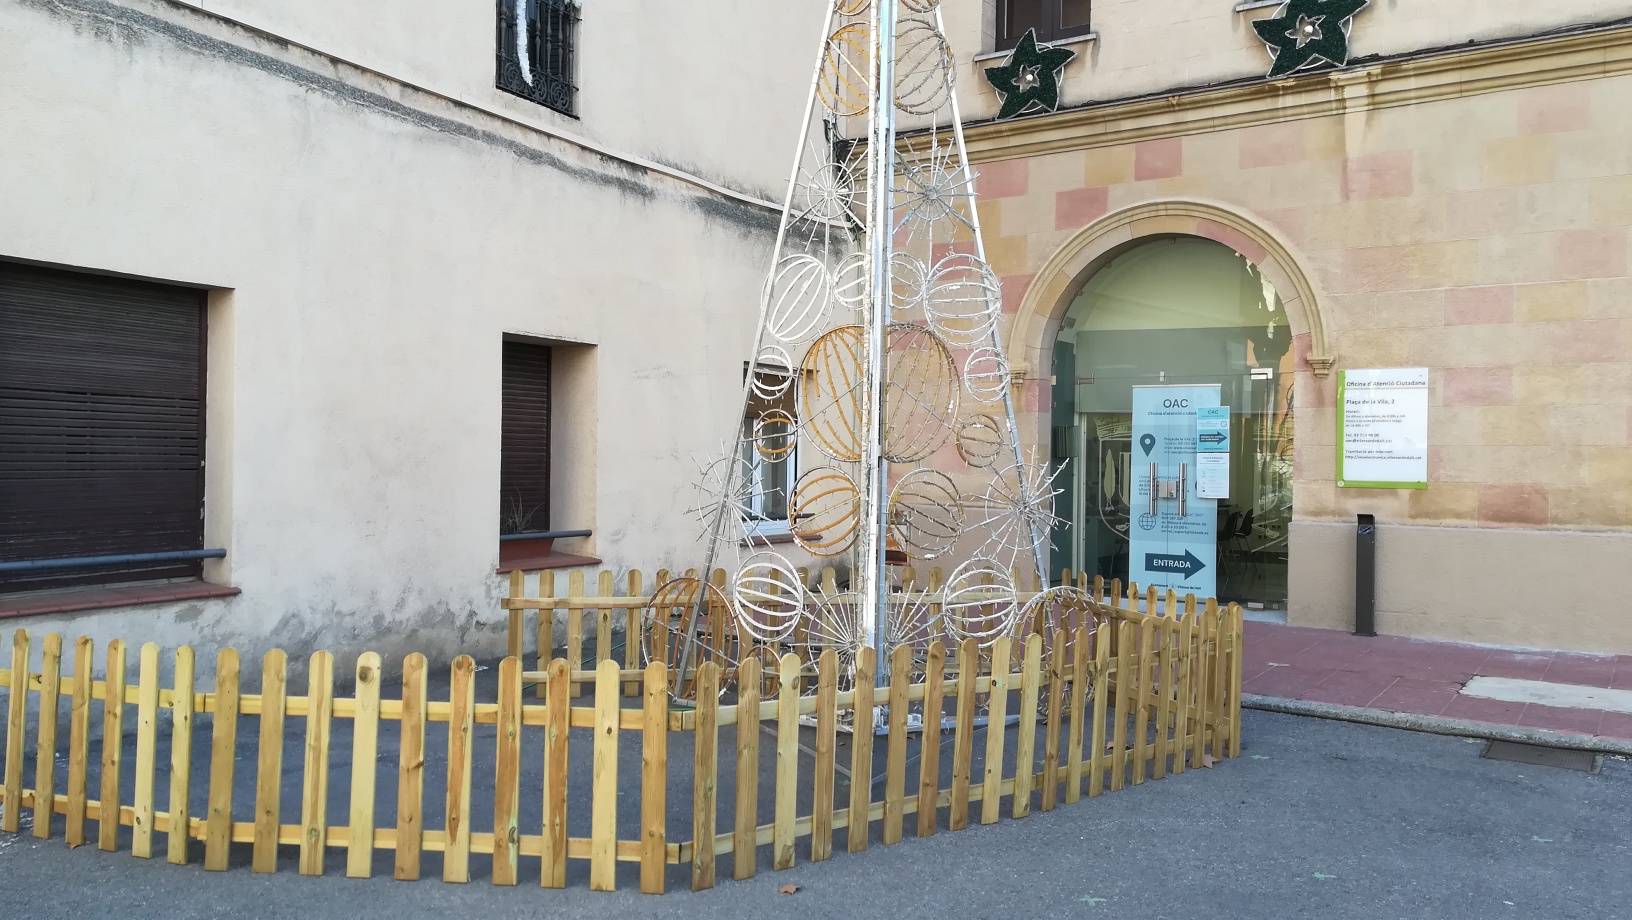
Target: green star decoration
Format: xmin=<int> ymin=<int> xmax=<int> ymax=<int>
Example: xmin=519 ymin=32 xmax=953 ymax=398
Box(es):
xmin=1254 ymin=0 xmax=1369 ymax=79
xmin=984 ymin=30 xmax=1076 ymax=120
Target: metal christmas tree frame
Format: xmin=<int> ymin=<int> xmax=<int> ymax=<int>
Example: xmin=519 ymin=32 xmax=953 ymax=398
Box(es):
xmin=642 ymin=0 xmax=1099 ymax=702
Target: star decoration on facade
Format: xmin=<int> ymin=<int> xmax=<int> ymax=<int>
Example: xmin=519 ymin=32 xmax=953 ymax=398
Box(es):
xmin=1254 ymin=0 xmax=1369 ymax=79
xmin=983 ymin=29 xmax=1076 ymax=120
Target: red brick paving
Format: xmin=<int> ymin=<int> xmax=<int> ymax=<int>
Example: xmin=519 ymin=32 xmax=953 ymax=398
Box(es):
xmin=1243 ymin=621 xmax=1631 ymax=744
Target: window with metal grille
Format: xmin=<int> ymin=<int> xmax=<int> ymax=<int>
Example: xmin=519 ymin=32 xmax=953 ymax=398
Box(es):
xmin=0 ymin=262 xmax=207 ymax=593
xmin=497 ymin=0 xmax=580 ymax=116
xmin=500 ymin=341 xmax=552 ymax=536
xmin=997 ymin=0 xmax=1092 ymax=50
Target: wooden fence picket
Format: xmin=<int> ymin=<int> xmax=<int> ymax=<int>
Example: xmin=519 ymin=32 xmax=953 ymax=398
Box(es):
xmin=1012 ymin=636 xmax=1041 ymax=819
xmin=443 ymin=655 xmax=475 ymax=883
xmin=1175 ymin=609 xmax=1194 ymax=775
xmin=204 ymin=648 xmax=239 ymax=870
xmin=536 ymin=571 xmax=555 ymax=700
xmin=541 ymin=657 xmax=570 ymax=888
xmin=690 ymin=662 xmax=719 ymax=891
xmin=168 ymin=645 xmax=196 ymax=864
xmin=949 ymin=638 xmax=977 ymax=831
xmin=394 ymin=653 xmax=427 ymax=881
xmin=133 ymin=642 xmax=160 ymax=858
xmin=733 ymin=655 xmax=761 ymax=879
xmin=347 ymin=652 xmax=383 ymax=879
xmin=1089 ymin=625 xmax=1110 ymax=798
xmin=99 ymin=639 xmax=127 ymax=852
xmin=773 ymin=653 xmax=800 ymax=871
xmin=3 ymin=630 xmax=26 ymax=834
xmin=299 ymin=651 xmax=335 ymax=877
xmin=641 ymin=660 xmax=669 ymax=894
xmin=590 ymin=658 xmax=620 ymax=892
xmin=916 ymin=640 xmax=946 ymax=838
xmin=1154 ymin=620 xmax=1175 ymax=781
xmin=507 ymin=570 xmax=526 ymax=661
xmin=65 ymin=637 xmax=94 ymax=847
xmin=1230 ymin=604 xmax=1245 ymax=758
xmin=1195 ymin=605 xmax=1214 ymax=767
xmin=567 ymin=571 xmax=586 ymax=698
xmin=625 ymin=570 xmax=644 ymax=697
xmin=810 ymin=649 xmax=837 ymax=861
xmin=981 ymin=637 xmax=1012 ymax=826
xmin=493 ymin=656 xmax=522 ymax=886
xmin=882 ymin=644 xmax=911 ymax=844
xmin=597 ymin=569 xmax=615 ymax=673
xmin=1041 ymin=639 xmax=1065 ymax=813
xmin=1065 ymin=627 xmax=1089 ymax=805
xmin=32 ymin=634 xmax=62 ymax=840
xmin=1131 ymin=620 xmax=1152 ymax=785
xmin=1109 ymin=623 xmax=1131 ymax=793
xmin=848 ymin=647 xmax=876 ymax=853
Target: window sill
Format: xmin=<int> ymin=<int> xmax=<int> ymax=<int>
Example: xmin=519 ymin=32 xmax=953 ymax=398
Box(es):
xmin=974 ymin=32 xmax=1098 ymax=63
xmin=496 ymin=552 xmax=603 ymax=574
xmin=0 ymin=581 xmax=241 ymax=620
xmin=1234 ymin=0 xmax=1282 ymax=11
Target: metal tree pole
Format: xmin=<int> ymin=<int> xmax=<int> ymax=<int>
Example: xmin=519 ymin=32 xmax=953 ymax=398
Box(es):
xmin=859 ymin=0 xmax=899 ymax=683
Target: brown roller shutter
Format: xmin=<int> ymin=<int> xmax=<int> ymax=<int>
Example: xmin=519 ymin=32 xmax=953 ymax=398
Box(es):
xmin=0 ymin=262 xmax=206 ymax=592
xmin=500 ymin=341 xmax=551 ymax=535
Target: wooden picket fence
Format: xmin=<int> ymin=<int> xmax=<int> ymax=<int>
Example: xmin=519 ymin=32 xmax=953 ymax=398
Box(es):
xmin=0 ymin=571 xmax=1242 ymax=895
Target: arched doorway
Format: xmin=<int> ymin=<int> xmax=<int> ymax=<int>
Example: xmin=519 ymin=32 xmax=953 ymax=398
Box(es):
xmin=1051 ymin=235 xmax=1295 ymax=610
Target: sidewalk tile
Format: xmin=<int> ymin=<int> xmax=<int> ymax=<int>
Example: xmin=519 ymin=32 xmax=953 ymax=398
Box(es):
xmin=1244 ymin=665 xmax=1329 ymax=699
xmin=1598 ymin=712 xmax=1632 ymax=742
xmin=1480 ymin=651 xmax=1554 ymax=681
xmin=1515 ymin=704 xmax=1603 ymax=736
xmin=1543 ymin=655 xmax=1618 ymax=689
xmin=1299 ymin=670 xmax=1399 ymax=708
xmin=1442 ymin=695 xmax=1527 ymax=724
xmin=1371 ymin=686 xmax=1459 ymax=716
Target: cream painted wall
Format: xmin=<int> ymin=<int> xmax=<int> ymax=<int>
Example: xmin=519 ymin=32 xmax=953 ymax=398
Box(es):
xmin=0 ymin=0 xmax=804 ymax=670
xmin=179 ymin=0 xmax=828 ymax=197
xmin=944 ymin=0 xmax=1632 ymax=120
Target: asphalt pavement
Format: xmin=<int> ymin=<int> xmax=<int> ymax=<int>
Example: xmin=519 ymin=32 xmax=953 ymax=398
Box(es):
xmin=1 ymin=709 xmax=1627 ymax=920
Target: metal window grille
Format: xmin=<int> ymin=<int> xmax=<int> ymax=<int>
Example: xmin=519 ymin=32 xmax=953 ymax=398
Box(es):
xmin=497 ymin=0 xmax=579 ymax=116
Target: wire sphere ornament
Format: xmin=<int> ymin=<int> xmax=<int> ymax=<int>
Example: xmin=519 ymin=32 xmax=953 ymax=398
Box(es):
xmin=832 ymin=252 xmax=871 ymax=309
xmin=732 ymin=552 xmax=806 ymax=644
xmin=751 ymin=410 xmax=797 ymax=461
xmin=750 ymin=345 xmax=797 ymax=399
xmin=767 ymin=254 xmax=833 ymax=345
xmin=800 ymin=325 xmax=867 ymax=461
xmin=925 ymin=253 xmax=1001 ymax=348
xmin=896 ymin=144 xmax=975 ymax=241
xmin=689 ymin=452 xmax=754 ymax=539
xmin=979 ymin=460 xmax=1065 ymax=559
xmin=894 ymin=18 xmax=954 ymax=115
xmin=887 ymin=469 xmax=964 ymax=559
xmin=818 ymin=24 xmax=871 ymax=117
xmin=835 ymin=0 xmax=870 ymax=15
xmin=1019 ymin=585 xmax=1103 ymax=663
xmin=901 ymin=0 xmax=940 ymax=11
xmin=941 ymin=559 xmax=1022 ymax=648
xmin=798 ymin=159 xmax=863 ymax=225
xmin=891 ymin=252 xmax=931 ymax=313
xmin=641 ymin=577 xmax=742 ymax=702
xmin=955 ymin=414 xmax=1007 ymax=468
xmin=963 ymin=346 xmax=1011 ymax=403
xmin=788 ymin=467 xmax=863 ymax=557
xmin=884 ymin=323 xmax=960 ymax=462
xmin=801 ymin=585 xmax=940 ymax=693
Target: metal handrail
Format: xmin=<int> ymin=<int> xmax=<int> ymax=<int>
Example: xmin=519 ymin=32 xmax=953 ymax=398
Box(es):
xmin=0 ymin=548 xmax=227 ymax=574
xmin=499 ymin=529 xmax=592 ymax=543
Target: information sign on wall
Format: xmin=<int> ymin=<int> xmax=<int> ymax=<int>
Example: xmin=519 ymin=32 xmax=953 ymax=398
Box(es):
xmin=1194 ymin=406 xmax=1230 ymax=500
xmin=1337 ymin=368 xmax=1429 ymax=489
xmin=1131 ymin=386 xmax=1220 ymax=601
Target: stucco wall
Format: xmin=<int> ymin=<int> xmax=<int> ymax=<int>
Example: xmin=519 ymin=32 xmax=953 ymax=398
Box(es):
xmin=177 ymin=0 xmax=825 ymax=198
xmin=944 ymin=0 xmax=1632 ymax=120
xmin=0 ymin=0 xmax=797 ymax=670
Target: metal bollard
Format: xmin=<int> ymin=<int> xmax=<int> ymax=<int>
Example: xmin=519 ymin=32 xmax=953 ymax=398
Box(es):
xmin=1354 ymin=514 xmax=1377 ymax=637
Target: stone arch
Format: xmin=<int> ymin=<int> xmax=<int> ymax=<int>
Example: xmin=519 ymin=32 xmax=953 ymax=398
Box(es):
xmin=1010 ymin=198 xmax=1334 ymax=388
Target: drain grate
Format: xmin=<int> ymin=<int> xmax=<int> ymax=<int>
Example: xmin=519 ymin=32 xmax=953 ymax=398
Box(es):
xmin=1481 ymin=740 xmax=1603 ymax=774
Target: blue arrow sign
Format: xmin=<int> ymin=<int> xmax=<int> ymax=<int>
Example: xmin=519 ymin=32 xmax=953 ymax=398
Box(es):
xmin=1144 ymin=550 xmax=1206 ymax=580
